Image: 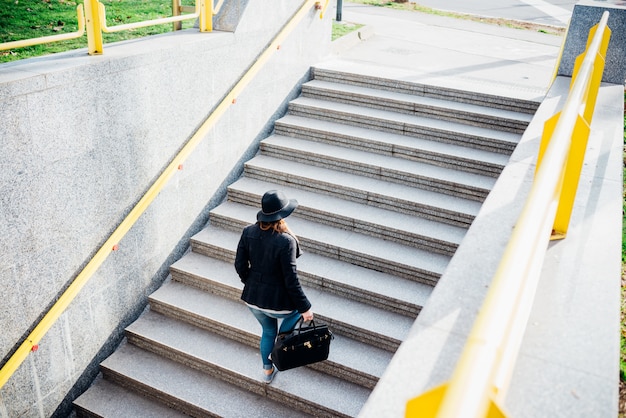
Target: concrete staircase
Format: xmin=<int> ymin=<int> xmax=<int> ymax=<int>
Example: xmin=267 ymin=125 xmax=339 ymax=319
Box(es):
xmin=73 ymin=62 xmax=538 ymax=417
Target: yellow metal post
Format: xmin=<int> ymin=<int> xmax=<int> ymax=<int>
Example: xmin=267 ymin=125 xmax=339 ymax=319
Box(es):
xmin=84 ymin=0 xmax=104 ymax=54
xmin=406 ymin=383 xmax=508 ymax=417
xmin=537 ymin=19 xmax=610 ymax=240
xmin=551 ymin=115 xmax=590 ymax=238
xmin=536 ymin=112 xmax=560 ymax=173
xmin=172 ymin=0 xmax=182 ymax=31
xmin=199 ymin=0 xmax=214 ymax=32
xmin=571 ymin=23 xmax=610 ymax=124
xmin=582 ymin=51 xmax=605 ymax=123
xmin=405 ymin=11 xmax=611 ymax=418
xmin=317 ymin=0 xmax=330 ymax=18
xmin=406 ymin=384 xmax=447 ymax=416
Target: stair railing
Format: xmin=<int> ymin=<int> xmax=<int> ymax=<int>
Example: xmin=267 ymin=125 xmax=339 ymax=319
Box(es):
xmin=172 ymin=0 xmax=225 ymax=31
xmin=0 ymin=0 xmax=219 ymax=56
xmin=405 ymin=11 xmax=611 ymax=418
xmin=0 ymin=5 xmax=86 ymax=52
xmin=83 ymin=0 xmax=215 ymax=55
xmin=0 ymin=0 xmax=325 ymax=391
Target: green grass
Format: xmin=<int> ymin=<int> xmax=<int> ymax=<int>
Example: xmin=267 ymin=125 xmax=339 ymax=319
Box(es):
xmin=0 ymin=0 xmax=196 ymax=62
xmin=0 ymin=0 xmax=562 ymax=63
xmin=0 ymin=1 xmax=363 ymax=62
xmin=332 ymin=21 xmax=363 ymax=41
xmin=340 ymin=0 xmax=565 ymax=35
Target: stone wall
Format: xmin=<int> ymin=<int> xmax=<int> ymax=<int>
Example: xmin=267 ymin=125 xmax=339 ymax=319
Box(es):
xmin=0 ymin=1 xmax=331 ymax=416
xmin=557 ymin=0 xmax=626 ymax=84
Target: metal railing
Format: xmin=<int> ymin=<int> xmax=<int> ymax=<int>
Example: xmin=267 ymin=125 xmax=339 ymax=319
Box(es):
xmin=172 ymin=0 xmax=224 ymax=31
xmin=0 ymin=5 xmax=86 ymax=52
xmin=0 ymin=0 xmax=325 ymax=391
xmin=0 ymin=0 xmax=222 ymax=56
xmin=405 ymin=11 xmax=611 ymax=418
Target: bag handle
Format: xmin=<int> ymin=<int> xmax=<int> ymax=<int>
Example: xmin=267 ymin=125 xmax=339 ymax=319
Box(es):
xmin=294 ymin=317 xmax=317 ymax=335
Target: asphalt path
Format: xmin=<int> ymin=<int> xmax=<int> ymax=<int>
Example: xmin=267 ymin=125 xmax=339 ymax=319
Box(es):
xmin=410 ymin=0 xmax=575 ymax=27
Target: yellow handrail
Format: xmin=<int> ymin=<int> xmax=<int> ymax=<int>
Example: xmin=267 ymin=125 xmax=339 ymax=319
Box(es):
xmin=0 ymin=0 xmax=323 ymax=390
xmin=406 ymin=11 xmax=611 ymax=418
xmin=213 ymin=0 xmax=225 ymax=15
xmin=98 ymin=0 xmax=200 ymax=33
xmin=98 ymin=2 xmax=200 ymax=33
xmin=0 ymin=5 xmax=85 ymax=52
xmin=175 ymin=0 xmax=223 ymax=15
xmin=88 ymin=0 xmax=208 ymax=54
xmin=173 ymin=0 xmax=223 ymax=31
xmin=0 ymin=0 xmax=213 ymax=56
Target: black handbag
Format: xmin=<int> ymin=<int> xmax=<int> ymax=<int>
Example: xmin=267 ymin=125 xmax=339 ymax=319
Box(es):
xmin=271 ymin=319 xmax=334 ymax=371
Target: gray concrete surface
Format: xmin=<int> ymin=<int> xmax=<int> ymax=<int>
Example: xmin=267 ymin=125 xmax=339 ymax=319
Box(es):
xmin=0 ymin=2 xmax=331 ymax=416
xmin=327 ymin=3 xmax=623 ymax=417
xmin=329 ymin=2 xmax=564 ymax=101
xmin=1 ymin=0 xmax=622 ymax=416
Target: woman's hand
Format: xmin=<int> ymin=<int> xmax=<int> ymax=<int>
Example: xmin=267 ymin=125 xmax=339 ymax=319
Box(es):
xmin=301 ymin=309 xmax=314 ymax=322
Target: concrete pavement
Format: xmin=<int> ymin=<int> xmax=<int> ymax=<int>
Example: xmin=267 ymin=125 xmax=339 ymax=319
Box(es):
xmin=328 ymin=3 xmax=564 ymax=103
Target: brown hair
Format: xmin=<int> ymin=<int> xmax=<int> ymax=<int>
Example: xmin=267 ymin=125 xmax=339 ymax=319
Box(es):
xmin=259 ymin=219 xmax=301 ymax=257
xmin=258 ymin=219 xmax=292 ymax=234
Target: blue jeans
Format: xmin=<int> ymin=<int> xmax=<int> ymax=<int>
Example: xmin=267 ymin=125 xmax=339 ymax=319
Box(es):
xmin=248 ymin=307 xmax=301 ymax=369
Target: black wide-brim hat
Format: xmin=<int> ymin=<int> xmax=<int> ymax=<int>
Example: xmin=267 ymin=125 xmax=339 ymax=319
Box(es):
xmin=257 ymin=190 xmax=298 ymax=222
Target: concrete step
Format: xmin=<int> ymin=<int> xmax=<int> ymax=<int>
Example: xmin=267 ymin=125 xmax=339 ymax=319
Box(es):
xmin=73 ymin=377 xmax=189 ymax=418
xmin=99 ymin=341 xmax=315 ymax=417
xmin=71 ymin=57 xmax=542 ymax=418
xmin=191 ymin=225 xmax=432 ymax=306
xmin=311 ymin=63 xmax=541 ymax=114
xmin=244 ymin=154 xmax=481 ymax=228
xmin=165 ymin=253 xmax=415 ymax=348
xmin=148 ymin=280 xmax=397 ymax=388
xmin=172 ymin=238 xmax=430 ymax=317
xmin=274 ymin=114 xmax=508 ymax=177
xmin=260 ymin=134 xmax=495 ymax=202
xmin=287 ymin=96 xmax=522 ymax=155
xmin=227 ymin=177 xmax=467 ymax=257
xmin=301 ymin=79 xmax=532 ymax=134
xmin=201 ymin=203 xmax=450 ymax=286
xmin=123 ymin=311 xmax=371 ymax=417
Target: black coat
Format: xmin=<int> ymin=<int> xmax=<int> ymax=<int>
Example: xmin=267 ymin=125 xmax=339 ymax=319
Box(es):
xmin=235 ymin=223 xmax=311 ymax=313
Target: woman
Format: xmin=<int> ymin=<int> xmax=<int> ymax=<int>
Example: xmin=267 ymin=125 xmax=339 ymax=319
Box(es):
xmin=234 ymin=190 xmax=314 ymax=384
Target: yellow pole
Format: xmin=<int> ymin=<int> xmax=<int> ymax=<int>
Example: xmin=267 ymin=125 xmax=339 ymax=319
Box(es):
xmin=406 ymin=11 xmax=611 ymax=417
xmin=172 ymin=0 xmax=182 ymax=31
xmin=199 ymin=0 xmax=214 ymax=32
xmin=84 ymin=0 xmax=104 ymax=55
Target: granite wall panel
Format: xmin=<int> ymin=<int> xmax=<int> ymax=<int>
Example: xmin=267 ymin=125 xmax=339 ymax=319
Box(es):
xmin=0 ymin=0 xmax=331 ymax=415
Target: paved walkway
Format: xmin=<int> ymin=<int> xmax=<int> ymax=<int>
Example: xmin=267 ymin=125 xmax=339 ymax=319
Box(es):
xmin=328 ymin=3 xmax=564 ymax=102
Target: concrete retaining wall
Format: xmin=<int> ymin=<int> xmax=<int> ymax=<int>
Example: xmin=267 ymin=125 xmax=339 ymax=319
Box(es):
xmin=0 ymin=1 xmax=331 ymax=416
xmin=557 ymin=0 xmax=626 ymax=84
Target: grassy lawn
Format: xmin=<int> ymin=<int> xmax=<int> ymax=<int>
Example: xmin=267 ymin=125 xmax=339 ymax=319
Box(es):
xmin=332 ymin=20 xmax=363 ymax=41
xmin=0 ymin=1 xmax=364 ymax=61
xmin=0 ymin=0 xmax=197 ymax=62
xmin=339 ymin=0 xmax=565 ymax=35
xmin=0 ymin=0 xmax=563 ymax=63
